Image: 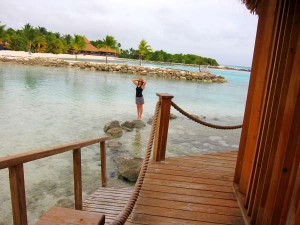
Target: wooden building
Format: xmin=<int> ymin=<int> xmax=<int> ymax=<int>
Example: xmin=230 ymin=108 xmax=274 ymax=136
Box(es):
xmin=80 ymin=37 xmax=117 ymax=56
xmin=234 ymin=0 xmax=300 ymax=224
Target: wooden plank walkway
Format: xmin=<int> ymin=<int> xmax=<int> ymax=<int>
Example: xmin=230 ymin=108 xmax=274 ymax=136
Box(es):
xmin=84 ymin=151 xmax=245 ymax=225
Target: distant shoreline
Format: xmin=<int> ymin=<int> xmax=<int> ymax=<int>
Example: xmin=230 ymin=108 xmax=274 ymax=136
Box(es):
xmin=0 ymin=50 xmax=250 ymax=72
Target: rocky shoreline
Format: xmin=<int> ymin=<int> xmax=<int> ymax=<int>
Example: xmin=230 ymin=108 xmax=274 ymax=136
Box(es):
xmin=0 ymin=57 xmax=227 ymax=83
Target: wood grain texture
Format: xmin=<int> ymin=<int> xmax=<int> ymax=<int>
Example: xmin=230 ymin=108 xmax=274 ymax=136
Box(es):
xmin=0 ymin=137 xmax=110 ymax=169
xmin=84 ymin=151 xmax=245 ymax=225
xmin=153 ymin=93 xmax=173 ymax=162
xmin=36 ymin=207 xmax=105 ymax=225
xmin=100 ymin=141 xmax=107 ymax=187
xmin=9 ymin=164 xmax=28 ymax=225
xmin=73 ymin=148 xmax=82 ymax=210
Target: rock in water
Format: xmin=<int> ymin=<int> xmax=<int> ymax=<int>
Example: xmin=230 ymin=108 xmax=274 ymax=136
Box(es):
xmin=107 ymin=140 xmax=122 ymax=149
xmin=147 ymin=117 xmax=153 ymax=125
xmin=104 ymin=120 xmax=121 ymax=132
xmin=121 ymin=121 xmax=135 ymax=131
xmin=132 ymin=120 xmax=146 ymax=128
xmin=107 ymin=127 xmax=123 ymax=138
xmin=121 ymin=120 xmax=146 ymax=131
xmin=170 ymin=113 xmax=177 ymax=119
xmin=116 ymin=157 xmax=143 ymax=182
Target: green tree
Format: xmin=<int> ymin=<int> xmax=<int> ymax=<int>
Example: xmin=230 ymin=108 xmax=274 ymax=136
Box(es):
xmin=138 ymin=40 xmax=152 ymax=65
xmin=0 ymin=21 xmax=6 ymax=41
xmin=99 ymin=35 xmax=119 ymax=64
xmin=22 ymin=23 xmax=36 ymax=52
xmin=70 ymin=35 xmax=85 ymax=60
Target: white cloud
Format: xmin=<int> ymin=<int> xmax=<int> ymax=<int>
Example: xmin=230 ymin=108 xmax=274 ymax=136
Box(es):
xmin=0 ymin=0 xmax=258 ymax=66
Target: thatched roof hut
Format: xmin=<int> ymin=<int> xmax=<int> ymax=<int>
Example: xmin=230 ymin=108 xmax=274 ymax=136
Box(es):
xmin=81 ymin=37 xmax=117 ymax=56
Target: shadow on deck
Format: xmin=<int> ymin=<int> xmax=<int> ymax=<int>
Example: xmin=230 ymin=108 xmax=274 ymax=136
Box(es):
xmin=84 ymin=151 xmax=245 ymax=225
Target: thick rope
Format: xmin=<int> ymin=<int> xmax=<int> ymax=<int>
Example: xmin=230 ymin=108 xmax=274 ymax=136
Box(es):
xmin=171 ymin=101 xmax=242 ymax=130
xmin=110 ymin=101 xmax=161 ymax=225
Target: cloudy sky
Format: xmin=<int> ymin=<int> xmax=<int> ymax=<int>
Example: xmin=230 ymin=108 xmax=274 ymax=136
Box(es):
xmin=0 ymin=0 xmax=258 ymax=66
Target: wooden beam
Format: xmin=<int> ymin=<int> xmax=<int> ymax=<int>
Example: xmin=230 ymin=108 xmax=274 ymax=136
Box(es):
xmin=73 ymin=148 xmax=82 ymax=210
xmin=9 ymin=164 xmax=28 ymax=225
xmin=0 ymin=137 xmax=110 ymax=169
xmin=100 ymin=141 xmax=107 ymax=187
xmin=153 ymin=93 xmax=174 ymax=162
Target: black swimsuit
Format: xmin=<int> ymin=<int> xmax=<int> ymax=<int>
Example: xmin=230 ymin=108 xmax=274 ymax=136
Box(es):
xmin=136 ymin=86 xmax=143 ymax=97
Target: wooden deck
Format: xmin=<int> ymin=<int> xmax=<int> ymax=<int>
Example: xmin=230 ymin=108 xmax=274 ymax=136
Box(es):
xmin=84 ymin=151 xmax=245 ymax=225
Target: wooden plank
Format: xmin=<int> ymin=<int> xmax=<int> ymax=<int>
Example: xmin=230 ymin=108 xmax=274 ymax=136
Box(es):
xmin=139 ymin=190 xmax=239 ymax=208
xmin=0 ymin=137 xmax=110 ymax=169
xmin=168 ymin=156 xmax=237 ymax=166
xmin=151 ymin=163 xmax=233 ymax=177
xmin=9 ymin=164 xmax=28 ymax=225
xmin=141 ymin=184 xmax=236 ymax=200
xmin=237 ymin=0 xmax=279 ymax=193
xmin=177 ymin=153 xmax=238 ymax=161
xmin=143 ymin=177 xmax=234 ymax=193
xmin=137 ymin=197 xmax=242 ymax=216
xmin=73 ymin=148 xmax=82 ymax=210
xmin=147 ymin=167 xmax=233 ymax=181
xmin=130 ymin=213 xmax=222 ymax=225
xmin=100 ymin=141 xmax=107 ymax=187
xmin=153 ymin=93 xmax=173 ymax=161
xmin=166 ymin=158 xmax=236 ymax=169
xmin=36 ymin=207 xmax=104 ymax=225
xmin=132 ymin=205 xmax=244 ymax=225
xmin=145 ymin=172 xmax=233 ymax=187
xmin=261 ymin=2 xmax=300 ymax=224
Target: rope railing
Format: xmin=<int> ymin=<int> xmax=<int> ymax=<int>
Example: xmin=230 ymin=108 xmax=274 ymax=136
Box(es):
xmin=171 ymin=101 xmax=243 ymax=130
xmin=110 ymin=100 xmax=161 ymax=225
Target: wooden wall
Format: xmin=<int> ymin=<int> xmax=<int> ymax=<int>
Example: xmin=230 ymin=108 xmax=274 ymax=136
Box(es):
xmin=234 ymin=0 xmax=300 ymax=224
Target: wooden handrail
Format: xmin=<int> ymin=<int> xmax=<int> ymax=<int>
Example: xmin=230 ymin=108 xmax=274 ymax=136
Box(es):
xmin=0 ymin=136 xmax=110 ymax=225
xmin=153 ymin=93 xmax=174 ymax=162
xmin=0 ymin=137 xmax=110 ymax=169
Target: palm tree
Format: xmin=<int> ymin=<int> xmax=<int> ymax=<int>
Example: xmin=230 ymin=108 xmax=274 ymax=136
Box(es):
xmin=70 ymin=35 xmax=85 ymax=60
xmin=22 ymin=23 xmax=35 ymax=53
xmin=138 ymin=40 xmax=152 ymax=66
xmin=0 ymin=21 xmax=6 ymax=40
xmin=99 ymin=35 xmax=119 ymax=64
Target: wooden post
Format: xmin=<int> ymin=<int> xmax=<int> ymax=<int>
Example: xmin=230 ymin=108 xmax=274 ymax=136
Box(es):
xmin=153 ymin=93 xmax=174 ymax=162
xmin=100 ymin=141 xmax=107 ymax=187
xmin=73 ymin=148 xmax=82 ymax=210
xmin=9 ymin=164 xmax=28 ymax=225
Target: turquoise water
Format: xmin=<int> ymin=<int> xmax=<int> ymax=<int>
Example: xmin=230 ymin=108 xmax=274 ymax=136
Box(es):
xmin=0 ymin=62 xmax=250 ymax=224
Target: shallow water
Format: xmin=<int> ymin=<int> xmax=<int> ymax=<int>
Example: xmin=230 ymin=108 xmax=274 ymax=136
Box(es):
xmin=0 ymin=62 xmax=250 ymax=224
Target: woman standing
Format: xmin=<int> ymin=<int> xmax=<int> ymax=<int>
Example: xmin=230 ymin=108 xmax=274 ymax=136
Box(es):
xmin=132 ymin=78 xmax=146 ymax=120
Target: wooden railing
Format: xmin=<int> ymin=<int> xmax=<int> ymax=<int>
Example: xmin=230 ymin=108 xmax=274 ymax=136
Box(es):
xmin=0 ymin=136 xmax=110 ymax=225
xmin=153 ymin=93 xmax=174 ymax=162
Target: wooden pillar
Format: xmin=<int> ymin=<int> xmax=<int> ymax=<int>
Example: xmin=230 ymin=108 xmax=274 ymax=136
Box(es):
xmin=73 ymin=148 xmax=82 ymax=210
xmin=100 ymin=141 xmax=107 ymax=187
xmin=9 ymin=164 xmax=28 ymax=225
xmin=153 ymin=93 xmax=174 ymax=162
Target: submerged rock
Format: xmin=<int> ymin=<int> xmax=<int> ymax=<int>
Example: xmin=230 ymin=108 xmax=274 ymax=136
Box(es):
xmin=170 ymin=113 xmax=177 ymax=119
xmin=121 ymin=121 xmax=135 ymax=131
xmin=115 ymin=156 xmax=143 ymax=182
xmin=122 ymin=120 xmax=146 ymax=131
xmin=147 ymin=117 xmax=153 ymax=125
xmin=104 ymin=120 xmax=121 ymax=132
xmin=107 ymin=140 xmax=122 ymax=149
xmin=107 ymin=127 xmax=123 ymax=138
xmin=56 ymin=198 xmax=74 ymax=208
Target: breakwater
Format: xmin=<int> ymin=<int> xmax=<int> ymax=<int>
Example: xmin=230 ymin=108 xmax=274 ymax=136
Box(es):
xmin=0 ymin=57 xmax=227 ymax=83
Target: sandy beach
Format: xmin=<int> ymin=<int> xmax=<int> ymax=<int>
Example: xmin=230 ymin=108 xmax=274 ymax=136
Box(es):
xmin=0 ymin=50 xmax=120 ymax=61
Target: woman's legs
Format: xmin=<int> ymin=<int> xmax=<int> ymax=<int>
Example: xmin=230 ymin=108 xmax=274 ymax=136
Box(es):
xmin=136 ymin=104 xmax=143 ymax=120
xmin=136 ymin=104 xmax=139 ymax=120
xmin=139 ymin=104 xmax=143 ymax=120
